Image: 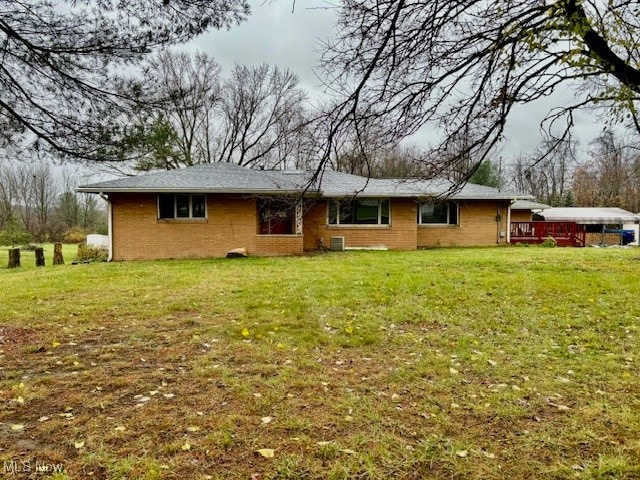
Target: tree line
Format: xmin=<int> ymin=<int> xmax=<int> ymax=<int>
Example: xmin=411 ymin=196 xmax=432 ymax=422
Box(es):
xmin=508 ymin=131 xmax=640 ymax=211
xmin=0 ymin=162 xmax=106 ymax=245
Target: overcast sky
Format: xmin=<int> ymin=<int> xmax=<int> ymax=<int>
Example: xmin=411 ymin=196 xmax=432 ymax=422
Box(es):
xmin=182 ymin=1 xmax=602 ymax=162
xmin=190 ymin=1 xmax=337 ymax=104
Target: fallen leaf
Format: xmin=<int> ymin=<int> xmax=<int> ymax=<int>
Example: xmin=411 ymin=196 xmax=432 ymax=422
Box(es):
xmin=340 ymin=449 xmax=357 ymax=454
xmin=10 ymin=424 xmax=24 ymax=431
xmin=548 ymin=402 xmax=571 ymax=411
xmin=52 ymin=341 xmax=61 ymax=348
xmin=256 ymin=448 xmax=275 ymax=458
xmin=15 ymin=396 xmax=24 ymax=405
xmin=482 ymin=451 xmax=496 ymax=459
xmin=241 ymin=328 xmax=250 ymax=337
xmin=74 ymin=441 xmax=85 ymax=449
xmin=261 ymin=416 xmax=272 ymax=424
xmin=114 ymin=426 xmax=126 ymax=432
xmin=38 ymin=416 xmax=50 ymax=422
xmin=487 ymin=359 xmax=497 ymax=366
xmin=181 ymin=442 xmax=191 ymax=451
xmin=162 ymin=393 xmax=175 ymax=399
xmin=187 ymin=426 xmax=201 ymax=432
xmin=455 ymin=450 xmax=468 ymax=458
xmin=449 ymin=367 xmax=458 ymax=375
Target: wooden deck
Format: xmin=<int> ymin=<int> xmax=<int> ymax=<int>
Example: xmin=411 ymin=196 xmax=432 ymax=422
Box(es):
xmin=510 ymin=221 xmax=586 ymax=247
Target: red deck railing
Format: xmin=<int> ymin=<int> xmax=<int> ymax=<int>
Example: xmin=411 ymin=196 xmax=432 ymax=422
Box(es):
xmin=510 ymin=221 xmax=586 ymax=247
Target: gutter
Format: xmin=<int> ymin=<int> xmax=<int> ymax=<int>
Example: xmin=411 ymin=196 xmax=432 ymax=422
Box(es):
xmin=76 ymin=187 xmax=309 ymax=195
xmin=98 ymin=192 xmax=113 ymax=261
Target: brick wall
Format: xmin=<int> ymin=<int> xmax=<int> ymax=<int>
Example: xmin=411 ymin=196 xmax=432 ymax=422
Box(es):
xmin=110 ymin=194 xmax=515 ymax=260
xmin=302 ymin=198 xmax=418 ymax=251
xmin=110 ymin=193 xmax=303 ymax=261
xmin=417 ymin=200 xmax=510 ymax=247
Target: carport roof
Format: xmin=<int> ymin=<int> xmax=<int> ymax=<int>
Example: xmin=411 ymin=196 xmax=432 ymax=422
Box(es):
xmin=541 ymin=207 xmax=640 ymax=224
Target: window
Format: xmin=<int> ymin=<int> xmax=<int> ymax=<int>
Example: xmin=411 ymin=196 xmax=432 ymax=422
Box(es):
xmin=328 ymin=199 xmax=390 ymax=225
xmin=158 ymin=194 xmax=206 ymax=219
xmin=258 ymin=198 xmax=296 ymax=234
xmin=418 ymin=201 xmax=458 ymax=225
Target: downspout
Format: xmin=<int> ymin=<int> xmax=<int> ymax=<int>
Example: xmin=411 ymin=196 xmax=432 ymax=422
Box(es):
xmin=496 ymin=203 xmax=502 ymax=244
xmin=507 ymin=201 xmax=512 ymax=244
xmin=99 ymin=193 xmax=113 ymax=261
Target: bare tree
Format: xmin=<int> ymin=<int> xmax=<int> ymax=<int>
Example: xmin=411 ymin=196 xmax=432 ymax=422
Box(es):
xmin=0 ymin=161 xmax=59 ymax=240
xmin=125 ymin=58 xmax=311 ymax=170
xmin=132 ymin=51 xmax=223 ymax=170
xmin=0 ymin=164 xmax=17 ymax=229
xmin=216 ymin=64 xmax=308 ymax=167
xmin=27 ymin=163 xmax=58 ymax=240
xmin=510 ymin=138 xmax=576 ymax=205
xmin=12 ymin=164 xmax=36 ymax=234
xmin=0 ymin=1 xmax=249 ymax=160
xmin=320 ymin=1 xmax=640 ymax=179
xmin=572 ymin=131 xmax=640 ymax=210
xmin=55 ymin=171 xmax=82 ymax=230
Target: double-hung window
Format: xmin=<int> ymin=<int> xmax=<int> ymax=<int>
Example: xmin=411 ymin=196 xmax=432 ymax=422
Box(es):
xmin=328 ymin=198 xmax=390 ymax=225
xmin=418 ymin=201 xmax=458 ymax=225
xmin=158 ymin=194 xmax=206 ymax=219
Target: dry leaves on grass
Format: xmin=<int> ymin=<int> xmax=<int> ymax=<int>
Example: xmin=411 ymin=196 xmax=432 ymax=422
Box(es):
xmin=256 ymin=448 xmax=275 ymax=458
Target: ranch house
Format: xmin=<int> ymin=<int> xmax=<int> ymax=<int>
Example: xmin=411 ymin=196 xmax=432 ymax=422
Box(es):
xmin=78 ymin=162 xmax=533 ymax=261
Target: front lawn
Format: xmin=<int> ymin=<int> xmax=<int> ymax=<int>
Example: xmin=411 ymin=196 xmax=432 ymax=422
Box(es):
xmin=1 ymin=247 xmax=639 ymax=479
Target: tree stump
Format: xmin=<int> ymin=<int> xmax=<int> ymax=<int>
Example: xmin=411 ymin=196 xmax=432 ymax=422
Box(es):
xmin=8 ymin=248 xmax=20 ymax=268
xmin=35 ymin=247 xmax=45 ymax=267
xmin=53 ymin=243 xmax=64 ymax=265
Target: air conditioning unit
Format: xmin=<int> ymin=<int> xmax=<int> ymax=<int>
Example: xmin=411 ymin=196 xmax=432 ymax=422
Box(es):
xmin=330 ymin=236 xmax=345 ymax=251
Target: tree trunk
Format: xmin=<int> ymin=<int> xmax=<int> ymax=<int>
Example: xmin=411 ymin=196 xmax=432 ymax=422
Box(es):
xmin=8 ymin=248 xmax=20 ymax=268
xmin=35 ymin=247 xmax=45 ymax=267
xmin=53 ymin=243 xmax=64 ymax=265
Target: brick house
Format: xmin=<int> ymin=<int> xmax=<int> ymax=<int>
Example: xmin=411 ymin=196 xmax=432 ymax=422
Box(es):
xmin=78 ymin=163 xmax=532 ymax=261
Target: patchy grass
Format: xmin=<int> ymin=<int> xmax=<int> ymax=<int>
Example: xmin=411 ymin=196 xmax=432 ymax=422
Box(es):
xmin=1 ymin=247 xmax=639 ymax=479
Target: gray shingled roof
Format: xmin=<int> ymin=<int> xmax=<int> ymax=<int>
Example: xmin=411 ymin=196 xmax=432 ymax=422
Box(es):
xmin=78 ymin=162 xmax=532 ymax=201
xmin=511 ymin=199 xmax=550 ymax=210
xmin=77 ymin=163 xmax=304 ymax=194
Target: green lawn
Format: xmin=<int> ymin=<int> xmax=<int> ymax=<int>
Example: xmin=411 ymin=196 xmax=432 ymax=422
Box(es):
xmin=1 ymin=247 xmax=639 ymax=479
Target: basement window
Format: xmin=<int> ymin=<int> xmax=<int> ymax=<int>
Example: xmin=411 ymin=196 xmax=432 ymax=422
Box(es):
xmin=158 ymin=194 xmax=206 ymax=219
xmin=418 ymin=201 xmax=458 ymax=225
xmin=328 ymin=198 xmax=390 ymax=225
